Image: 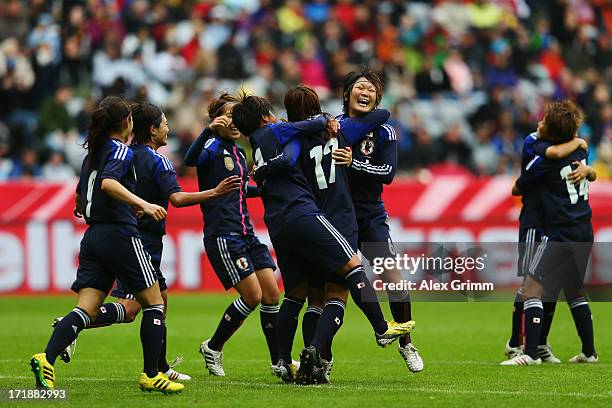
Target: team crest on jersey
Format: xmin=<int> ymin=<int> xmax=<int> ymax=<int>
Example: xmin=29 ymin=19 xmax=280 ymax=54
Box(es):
xmin=360 ymin=134 xmax=375 ymax=156
xmin=236 ymin=257 xmax=249 ymax=271
xmin=224 ymin=156 xmax=235 ymax=171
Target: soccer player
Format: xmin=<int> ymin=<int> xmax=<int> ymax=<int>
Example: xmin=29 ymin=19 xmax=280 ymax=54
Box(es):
xmin=183 ymin=93 xmax=281 ymax=376
xmin=338 ymin=69 xmax=423 ymax=372
xmin=504 ymin=129 xmax=588 ymax=362
xmin=232 ymin=92 xmax=414 ymax=385
xmin=502 ymin=100 xmax=597 ymax=366
xmin=58 ymin=102 xmax=241 ymax=381
xmin=30 ymin=96 xmax=184 ymax=393
xmin=252 ymin=85 xmax=392 ymax=383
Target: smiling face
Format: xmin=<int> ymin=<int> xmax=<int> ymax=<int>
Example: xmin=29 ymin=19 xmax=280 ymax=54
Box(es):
xmin=150 ymin=113 xmax=169 ymax=148
xmin=217 ymin=103 xmax=241 ymax=141
xmin=348 ymin=77 xmax=378 ymax=117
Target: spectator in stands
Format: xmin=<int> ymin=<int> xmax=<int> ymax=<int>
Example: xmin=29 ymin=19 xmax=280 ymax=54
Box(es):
xmin=41 ymin=150 xmax=75 ymax=181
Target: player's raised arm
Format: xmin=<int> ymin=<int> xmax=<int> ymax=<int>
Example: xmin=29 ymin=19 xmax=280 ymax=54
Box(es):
xmin=184 ymin=127 xmax=213 ymax=166
xmin=338 ymin=109 xmax=391 ymax=145
xmin=534 ymin=138 xmax=588 ymax=160
xmin=270 ymin=114 xmax=329 ymax=145
xmin=252 ymin=139 xmax=301 ymax=183
xmin=349 ymin=124 xmax=397 ymax=185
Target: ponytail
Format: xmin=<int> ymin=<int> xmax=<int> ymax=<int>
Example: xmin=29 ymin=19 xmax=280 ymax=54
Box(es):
xmin=84 ymin=96 xmax=131 ymax=166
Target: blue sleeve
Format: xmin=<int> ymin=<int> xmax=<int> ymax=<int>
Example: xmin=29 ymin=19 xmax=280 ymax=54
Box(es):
xmin=152 ymin=155 xmax=182 ymax=199
xmin=195 ymin=137 xmax=221 ymax=168
xmin=339 ymin=109 xmax=391 ymax=145
xmin=184 ymin=128 xmax=213 ymax=166
xmin=516 ymin=157 xmax=546 ymax=192
xmin=252 ymin=139 xmax=301 ymax=183
xmin=532 ymin=140 xmax=553 ymax=157
xmin=100 ymin=144 xmax=133 ymax=181
xmin=350 ymin=126 xmax=397 ymax=185
xmin=270 ymin=115 xmax=328 ymax=145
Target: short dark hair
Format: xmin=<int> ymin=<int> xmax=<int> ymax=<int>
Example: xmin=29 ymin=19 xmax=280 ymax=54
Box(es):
xmin=540 ymin=100 xmax=584 ymax=144
xmin=231 ymin=91 xmax=274 ymax=136
xmin=208 ymin=92 xmax=239 ymax=120
xmin=130 ymin=101 xmax=163 ymax=144
xmin=284 ymin=85 xmax=322 ymax=122
xmin=342 ymin=68 xmax=383 ymax=113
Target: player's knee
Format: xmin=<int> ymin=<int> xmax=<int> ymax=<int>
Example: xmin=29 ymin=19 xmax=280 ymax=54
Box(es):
xmin=261 ymin=284 xmax=280 ymax=305
xmin=242 ymin=289 xmax=263 ymax=309
xmin=123 ymin=304 xmax=141 ymax=323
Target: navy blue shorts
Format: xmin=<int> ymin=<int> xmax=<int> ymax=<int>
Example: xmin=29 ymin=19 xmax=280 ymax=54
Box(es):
xmin=517 ymin=226 xmax=544 ymax=277
xmin=71 ymin=224 xmax=158 ymax=295
xmin=204 ymin=233 xmax=276 ymax=290
xmin=111 ymin=231 xmax=167 ymax=300
xmin=309 ymin=230 xmax=358 ymax=289
xmin=527 ymin=222 xmax=593 ymax=297
xmin=355 ymin=203 xmax=395 ymax=261
xmin=272 ymin=214 xmax=355 ymax=292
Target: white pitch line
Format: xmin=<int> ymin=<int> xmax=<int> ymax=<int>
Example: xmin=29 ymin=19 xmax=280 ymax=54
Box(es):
xmin=1 ymin=376 xmax=610 ymax=399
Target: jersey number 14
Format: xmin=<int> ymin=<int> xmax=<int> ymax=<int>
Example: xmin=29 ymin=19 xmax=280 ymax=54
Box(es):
xmin=560 ymin=160 xmax=588 ymax=204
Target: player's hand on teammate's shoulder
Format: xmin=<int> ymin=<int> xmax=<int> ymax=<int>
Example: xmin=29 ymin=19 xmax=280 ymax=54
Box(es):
xmin=577 ymin=138 xmax=588 ymax=151
xmin=214 ymin=175 xmax=242 ymax=196
xmin=332 ymin=146 xmax=352 ymax=167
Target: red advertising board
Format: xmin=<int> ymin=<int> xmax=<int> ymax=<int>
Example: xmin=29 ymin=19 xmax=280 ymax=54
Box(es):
xmin=2 ymin=176 xmax=612 ymax=294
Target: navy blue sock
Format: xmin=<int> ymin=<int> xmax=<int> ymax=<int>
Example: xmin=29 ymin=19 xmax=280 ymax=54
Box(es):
xmin=345 ymin=265 xmax=387 ymax=335
xmin=539 ymin=301 xmax=557 ymax=345
xmin=569 ymin=297 xmax=596 ymax=356
xmin=209 ymin=298 xmax=253 ymax=351
xmin=302 ymin=305 xmax=322 ymax=348
xmin=158 ymin=318 xmax=169 ymax=373
xmin=388 ymin=290 xmax=412 ymax=347
xmin=141 ymin=304 xmax=164 ymax=378
xmin=260 ymin=303 xmax=280 ymax=364
xmin=509 ymin=290 xmax=523 ymax=347
xmin=523 ymin=298 xmax=543 ymax=359
xmin=310 ymin=299 xmax=345 ymax=356
xmin=88 ymin=303 xmax=126 ymax=328
xmin=45 ymin=307 xmax=90 ymax=365
xmin=276 ymin=297 xmax=304 ymax=363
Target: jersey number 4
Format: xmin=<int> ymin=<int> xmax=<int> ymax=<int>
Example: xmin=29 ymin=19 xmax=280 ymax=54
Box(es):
xmin=310 ymin=139 xmax=338 ymax=190
xmin=560 ymin=160 xmax=588 ymax=204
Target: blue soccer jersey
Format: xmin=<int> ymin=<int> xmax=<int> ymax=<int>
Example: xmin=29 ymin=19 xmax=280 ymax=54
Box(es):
xmin=517 ymin=141 xmax=592 ymax=227
xmin=249 ymin=119 xmax=327 ymax=238
xmin=518 ymin=132 xmax=549 ymax=231
xmin=78 ymin=139 xmax=138 ymax=227
xmin=253 ymin=110 xmax=390 ymax=240
xmin=339 ymin=114 xmax=398 ymax=207
xmin=185 ymin=129 xmax=256 ymax=237
xmin=130 ymin=144 xmax=181 ymax=235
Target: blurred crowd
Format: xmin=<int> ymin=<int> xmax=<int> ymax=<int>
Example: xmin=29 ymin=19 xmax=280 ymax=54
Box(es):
xmin=0 ymin=0 xmax=610 ymax=181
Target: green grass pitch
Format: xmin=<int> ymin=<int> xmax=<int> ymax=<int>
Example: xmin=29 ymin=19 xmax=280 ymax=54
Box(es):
xmin=0 ymin=294 xmax=610 ymax=407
